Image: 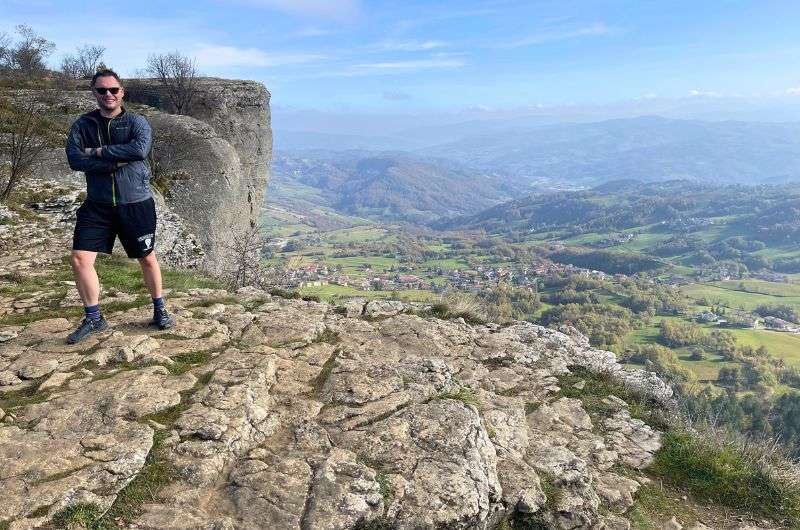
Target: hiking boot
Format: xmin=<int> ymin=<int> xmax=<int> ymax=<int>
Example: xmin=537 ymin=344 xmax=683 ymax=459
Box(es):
xmin=152 ymin=307 xmax=174 ymax=330
xmin=66 ymin=316 xmax=108 ymax=344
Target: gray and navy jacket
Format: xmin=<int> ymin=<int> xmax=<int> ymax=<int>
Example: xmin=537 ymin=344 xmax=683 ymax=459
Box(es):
xmin=65 ymin=107 xmax=153 ymax=205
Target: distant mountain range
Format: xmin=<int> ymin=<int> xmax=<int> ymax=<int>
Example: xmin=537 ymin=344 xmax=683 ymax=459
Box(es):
xmin=269 ymin=116 xmax=800 ymax=228
xmin=419 ymin=116 xmax=800 ymax=185
xmin=277 ymin=116 xmax=800 ymax=188
xmin=270 ymin=152 xmax=530 ymax=223
xmin=432 ymin=179 xmax=800 ymax=245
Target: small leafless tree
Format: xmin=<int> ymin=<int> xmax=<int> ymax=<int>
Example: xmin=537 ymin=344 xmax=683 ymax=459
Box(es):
xmin=60 ymin=45 xmax=105 ymax=79
xmin=0 ymin=32 xmax=10 ymax=72
xmin=222 ymin=223 xmax=266 ymax=289
xmin=1 ymin=25 xmax=55 ymax=79
xmin=0 ymin=95 xmax=61 ymax=201
xmin=145 ymin=51 xmax=198 ymax=115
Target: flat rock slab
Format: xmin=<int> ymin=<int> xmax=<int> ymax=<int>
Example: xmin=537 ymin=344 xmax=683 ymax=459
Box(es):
xmin=0 ymin=366 xmax=195 ymax=524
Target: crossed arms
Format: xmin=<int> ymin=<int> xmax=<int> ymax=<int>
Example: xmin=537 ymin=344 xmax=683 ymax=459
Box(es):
xmin=65 ymin=115 xmax=153 ymax=172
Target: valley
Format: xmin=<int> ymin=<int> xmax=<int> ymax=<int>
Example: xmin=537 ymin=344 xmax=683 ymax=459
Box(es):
xmin=262 ymin=166 xmax=800 ymax=452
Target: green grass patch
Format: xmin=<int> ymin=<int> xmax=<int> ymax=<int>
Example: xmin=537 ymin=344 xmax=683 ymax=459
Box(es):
xmin=93 ymin=254 xmax=220 ymax=293
xmin=650 ymin=429 xmax=800 ymax=523
xmin=186 ymin=296 xmax=240 ymax=308
xmin=434 ymin=387 xmax=480 ymax=407
xmin=556 ymin=367 xmax=671 ymax=430
xmin=312 ymin=350 xmax=339 ymax=396
xmin=713 ymin=279 xmax=800 ymax=298
xmin=375 ymin=473 xmax=393 ymax=502
xmin=49 ymin=502 xmax=104 ymax=529
xmin=681 ymin=283 xmax=800 ymax=312
xmin=43 ymin=429 xmax=175 ymax=528
xmin=94 ymin=430 xmax=174 ymax=527
xmin=727 ymin=328 xmax=800 ymax=368
xmin=627 ymin=482 xmax=686 ymax=530
xmin=165 ymin=348 xmax=219 ymax=375
xmin=0 ymin=305 xmax=83 ymax=327
xmin=142 ymin=402 xmax=190 ymax=427
xmin=0 ymin=377 xmax=50 ymax=413
xmin=0 ymin=267 xmax=74 ymax=295
xmin=313 ymin=327 xmax=340 ymax=345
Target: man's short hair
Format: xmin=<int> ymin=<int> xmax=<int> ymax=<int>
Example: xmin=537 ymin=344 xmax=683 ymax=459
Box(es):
xmin=91 ymin=69 xmax=123 ymax=87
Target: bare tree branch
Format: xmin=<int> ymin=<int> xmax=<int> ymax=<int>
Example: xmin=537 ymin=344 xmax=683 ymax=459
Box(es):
xmin=3 ymin=25 xmax=55 ymax=79
xmin=220 ymin=224 xmax=266 ymax=289
xmin=145 ymin=51 xmax=199 ymax=115
xmin=60 ymin=45 xmax=105 ymax=79
xmin=0 ymin=93 xmax=62 ymax=202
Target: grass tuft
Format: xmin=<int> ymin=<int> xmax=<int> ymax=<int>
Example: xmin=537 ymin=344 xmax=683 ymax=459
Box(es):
xmin=165 ymin=348 xmax=219 ymax=375
xmin=312 ymin=349 xmax=339 ymax=396
xmin=0 ymin=376 xmax=50 ymax=412
xmin=650 ymin=427 xmax=800 ymax=523
xmin=556 ymin=366 xmax=672 ymax=430
xmin=375 ymin=473 xmax=393 ymax=502
xmin=186 ymin=296 xmax=239 ymax=308
xmin=93 ymin=430 xmax=175 ymax=527
xmin=435 ymin=387 xmax=480 ymax=407
xmin=424 ymin=292 xmax=487 ymax=325
xmin=143 ymin=402 xmax=190 ymax=428
xmin=49 ymin=503 xmax=104 ymax=529
xmin=313 ymin=327 xmax=340 ymax=345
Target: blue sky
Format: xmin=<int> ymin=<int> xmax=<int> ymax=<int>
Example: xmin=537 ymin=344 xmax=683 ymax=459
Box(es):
xmin=2 ymin=0 xmax=800 ymax=115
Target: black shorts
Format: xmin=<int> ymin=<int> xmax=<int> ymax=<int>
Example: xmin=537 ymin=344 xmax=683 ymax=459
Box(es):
xmin=72 ymin=198 xmax=157 ymax=258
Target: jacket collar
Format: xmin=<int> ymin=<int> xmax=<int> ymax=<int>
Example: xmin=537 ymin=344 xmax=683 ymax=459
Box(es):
xmin=86 ymin=106 xmax=127 ymax=124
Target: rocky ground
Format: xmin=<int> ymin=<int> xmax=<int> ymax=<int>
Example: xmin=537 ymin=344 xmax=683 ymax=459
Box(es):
xmin=0 ymin=182 xmax=787 ymax=529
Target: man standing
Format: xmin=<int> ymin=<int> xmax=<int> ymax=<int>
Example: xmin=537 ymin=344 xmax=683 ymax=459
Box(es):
xmin=64 ymin=69 xmax=173 ymax=344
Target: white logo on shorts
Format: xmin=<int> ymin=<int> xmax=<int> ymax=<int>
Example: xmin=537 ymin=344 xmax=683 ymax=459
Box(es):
xmin=137 ymin=233 xmax=154 ymax=250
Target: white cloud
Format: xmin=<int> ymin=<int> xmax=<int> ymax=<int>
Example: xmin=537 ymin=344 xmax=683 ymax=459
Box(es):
xmin=353 ymin=59 xmax=464 ymax=70
xmin=383 ymin=90 xmax=412 ymax=101
xmin=787 ymin=86 xmax=800 ymax=95
xmin=498 ymin=22 xmax=614 ymax=48
xmin=226 ymin=0 xmax=360 ymax=20
xmin=194 ymin=45 xmax=326 ymax=67
xmin=689 ymin=89 xmax=722 ymax=98
xmin=294 ymin=27 xmax=331 ymax=38
xmin=373 ymin=40 xmax=449 ymax=52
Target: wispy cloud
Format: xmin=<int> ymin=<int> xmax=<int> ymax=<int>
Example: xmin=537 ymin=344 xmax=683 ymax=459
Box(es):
xmin=194 ymin=45 xmax=326 ymax=67
xmin=383 ymin=90 xmax=412 ymax=101
xmin=353 ymin=59 xmax=464 ymax=71
xmin=787 ymin=87 xmax=800 ymax=96
xmin=373 ymin=40 xmax=449 ymax=52
xmin=293 ymin=27 xmax=331 ymax=38
xmin=224 ymin=0 xmax=361 ymax=21
xmin=689 ymin=89 xmax=722 ymax=98
xmin=497 ymin=22 xmax=614 ymax=48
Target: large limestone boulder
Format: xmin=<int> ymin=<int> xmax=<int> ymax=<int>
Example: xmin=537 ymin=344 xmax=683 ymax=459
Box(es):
xmin=10 ymin=77 xmax=272 ymax=274
xmin=125 ymin=77 xmax=272 ymax=274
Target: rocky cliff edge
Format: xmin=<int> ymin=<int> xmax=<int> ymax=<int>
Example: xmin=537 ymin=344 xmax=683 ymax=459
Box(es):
xmin=0 ymin=185 xmax=782 ymax=530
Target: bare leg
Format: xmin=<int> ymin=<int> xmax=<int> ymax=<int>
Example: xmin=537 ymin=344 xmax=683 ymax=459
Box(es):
xmin=138 ymin=251 xmax=163 ymax=299
xmin=70 ymin=250 xmax=100 ymax=306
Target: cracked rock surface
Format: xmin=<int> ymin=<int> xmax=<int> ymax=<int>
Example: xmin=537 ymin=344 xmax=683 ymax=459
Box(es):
xmin=0 ymin=182 xmax=778 ymax=530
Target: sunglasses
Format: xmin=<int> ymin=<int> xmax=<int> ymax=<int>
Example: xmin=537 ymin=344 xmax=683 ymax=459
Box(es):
xmin=94 ymin=87 xmax=121 ymax=95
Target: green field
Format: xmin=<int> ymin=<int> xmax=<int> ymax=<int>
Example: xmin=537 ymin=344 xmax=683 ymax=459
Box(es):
xmin=680 ymin=283 xmax=800 ymax=312
xmin=727 ymin=329 xmax=800 ymax=367
xmin=712 ymin=279 xmax=800 ymax=297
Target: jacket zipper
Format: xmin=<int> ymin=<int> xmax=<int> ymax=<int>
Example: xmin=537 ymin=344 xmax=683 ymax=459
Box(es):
xmin=97 ymin=118 xmax=117 ymax=206
xmin=107 ymin=118 xmax=117 ymax=206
